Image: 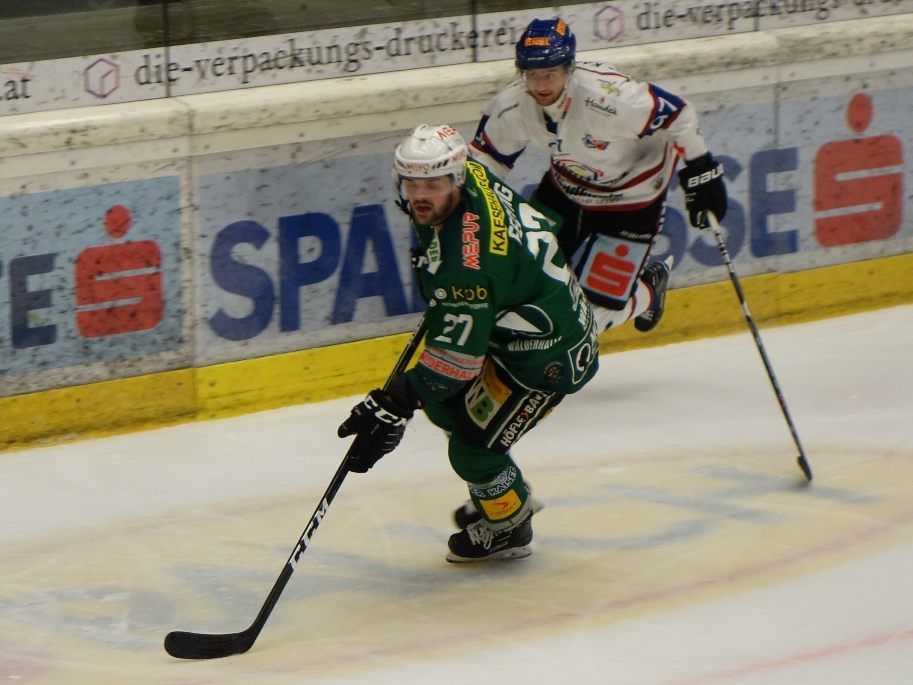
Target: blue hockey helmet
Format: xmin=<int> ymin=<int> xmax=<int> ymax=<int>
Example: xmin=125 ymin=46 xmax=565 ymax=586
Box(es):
xmin=515 ymin=18 xmax=576 ymax=70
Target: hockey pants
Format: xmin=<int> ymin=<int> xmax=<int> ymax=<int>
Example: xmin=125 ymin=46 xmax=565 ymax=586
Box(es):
xmin=422 ymin=357 xmax=563 ymax=530
xmin=532 ymin=173 xmax=668 ymax=316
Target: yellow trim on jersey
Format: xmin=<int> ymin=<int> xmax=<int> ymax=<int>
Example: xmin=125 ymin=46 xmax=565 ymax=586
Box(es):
xmin=466 ymin=159 xmax=508 ymax=255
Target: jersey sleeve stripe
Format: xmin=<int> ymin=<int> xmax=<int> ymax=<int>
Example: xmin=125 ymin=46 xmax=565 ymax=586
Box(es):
xmin=470 ymin=136 xmax=525 ymax=170
xmin=639 ymin=84 xmax=687 ymax=137
xmin=471 ymin=116 xmax=525 ymax=170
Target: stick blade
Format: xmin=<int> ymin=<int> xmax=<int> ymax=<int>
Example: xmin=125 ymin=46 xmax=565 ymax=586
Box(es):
xmin=164 ymin=629 xmax=254 ymax=660
xmin=798 ymin=454 xmax=814 ymax=482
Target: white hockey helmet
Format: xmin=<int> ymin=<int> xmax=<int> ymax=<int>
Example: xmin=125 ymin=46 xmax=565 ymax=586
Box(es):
xmin=393 ymin=124 xmax=468 ymax=186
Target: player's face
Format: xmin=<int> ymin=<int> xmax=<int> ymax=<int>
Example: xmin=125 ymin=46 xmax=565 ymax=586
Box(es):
xmin=522 ymin=66 xmax=569 ymax=106
xmin=402 ymin=176 xmax=461 ymax=227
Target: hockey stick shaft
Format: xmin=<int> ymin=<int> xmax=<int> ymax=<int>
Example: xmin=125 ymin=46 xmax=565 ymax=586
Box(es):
xmin=707 ymin=212 xmax=813 ymax=482
xmin=164 ymin=315 xmax=428 ymax=659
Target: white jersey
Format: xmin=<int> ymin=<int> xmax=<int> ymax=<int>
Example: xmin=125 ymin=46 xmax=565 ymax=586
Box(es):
xmin=470 ymin=61 xmax=709 ymax=211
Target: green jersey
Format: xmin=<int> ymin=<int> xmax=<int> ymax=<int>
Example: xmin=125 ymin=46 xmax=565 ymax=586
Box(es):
xmin=406 ymin=160 xmax=599 ymax=402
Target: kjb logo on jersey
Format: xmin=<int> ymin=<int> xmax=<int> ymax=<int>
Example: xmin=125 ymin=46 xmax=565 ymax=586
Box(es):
xmin=450 ymin=284 xmax=489 ymax=301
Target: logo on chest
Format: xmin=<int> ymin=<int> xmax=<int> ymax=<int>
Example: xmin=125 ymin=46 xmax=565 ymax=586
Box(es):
xmin=584 ymin=96 xmax=617 ymax=116
xmin=555 ymin=159 xmax=605 ymax=183
xmin=462 ymin=212 xmax=481 ymax=270
xmin=582 ymin=133 xmax=610 ymax=150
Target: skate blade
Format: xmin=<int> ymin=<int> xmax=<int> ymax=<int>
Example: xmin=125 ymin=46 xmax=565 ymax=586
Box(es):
xmin=445 ymin=545 xmax=532 ymax=563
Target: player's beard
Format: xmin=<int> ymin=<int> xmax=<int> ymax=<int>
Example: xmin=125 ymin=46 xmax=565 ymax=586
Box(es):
xmin=411 ymin=192 xmax=460 ymax=227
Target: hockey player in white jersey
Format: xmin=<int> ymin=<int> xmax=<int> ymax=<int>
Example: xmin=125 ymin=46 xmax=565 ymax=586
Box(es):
xmin=470 ymin=18 xmax=728 ymax=333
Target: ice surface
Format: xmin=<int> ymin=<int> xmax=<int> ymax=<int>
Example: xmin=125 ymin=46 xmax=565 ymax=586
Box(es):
xmin=1 ymin=305 xmax=912 ymax=684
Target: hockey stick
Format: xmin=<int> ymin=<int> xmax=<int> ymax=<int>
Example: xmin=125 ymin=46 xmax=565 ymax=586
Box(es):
xmin=164 ymin=315 xmax=428 ymax=659
xmin=707 ymin=212 xmax=813 ymax=482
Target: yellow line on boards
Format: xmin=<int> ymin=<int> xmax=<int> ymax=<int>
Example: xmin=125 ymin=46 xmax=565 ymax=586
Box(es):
xmin=1 ymin=253 xmax=911 ymax=451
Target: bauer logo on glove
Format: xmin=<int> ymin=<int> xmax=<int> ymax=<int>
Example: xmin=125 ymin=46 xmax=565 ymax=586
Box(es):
xmin=678 ymin=153 xmax=728 ymax=230
xmin=685 ymin=165 xmax=724 ymax=189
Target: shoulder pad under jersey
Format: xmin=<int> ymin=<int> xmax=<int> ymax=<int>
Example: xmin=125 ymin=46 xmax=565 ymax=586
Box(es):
xmin=488 ymin=79 xmax=527 ymax=120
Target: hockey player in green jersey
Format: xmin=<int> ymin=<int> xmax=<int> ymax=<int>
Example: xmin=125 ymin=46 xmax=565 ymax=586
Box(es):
xmin=338 ymin=124 xmax=599 ymax=562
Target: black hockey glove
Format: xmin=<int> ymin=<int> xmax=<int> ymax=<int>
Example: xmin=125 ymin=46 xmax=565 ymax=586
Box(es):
xmin=337 ymin=388 xmax=414 ymax=473
xmin=678 ymin=153 xmax=728 ymax=229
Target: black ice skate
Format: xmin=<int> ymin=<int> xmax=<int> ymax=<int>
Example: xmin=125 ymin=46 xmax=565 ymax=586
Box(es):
xmin=453 ymin=495 xmax=544 ymax=529
xmin=446 ymin=515 xmax=533 ymax=563
xmin=634 ymin=256 xmax=673 ymax=332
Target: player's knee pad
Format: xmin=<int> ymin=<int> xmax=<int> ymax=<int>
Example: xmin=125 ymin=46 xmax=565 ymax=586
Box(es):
xmin=574 ymin=233 xmax=653 ymax=310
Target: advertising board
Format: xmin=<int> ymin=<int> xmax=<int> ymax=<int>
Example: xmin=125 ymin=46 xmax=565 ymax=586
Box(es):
xmin=0 ymin=177 xmax=184 ymax=394
xmin=192 ymin=72 xmax=911 ymax=364
xmin=3 ymin=2 xmax=910 ymax=115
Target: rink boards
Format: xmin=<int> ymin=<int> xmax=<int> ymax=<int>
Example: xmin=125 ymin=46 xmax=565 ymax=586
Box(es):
xmin=1 ymin=252 xmax=910 ymax=450
xmin=1 ymin=15 xmax=913 ymax=448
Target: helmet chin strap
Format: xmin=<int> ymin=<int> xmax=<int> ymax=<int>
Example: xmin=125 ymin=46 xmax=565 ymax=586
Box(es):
xmin=392 ymin=177 xmax=412 ymax=216
xmin=395 ymin=198 xmax=413 ymax=217
xmin=395 ymin=190 xmax=412 ymax=217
